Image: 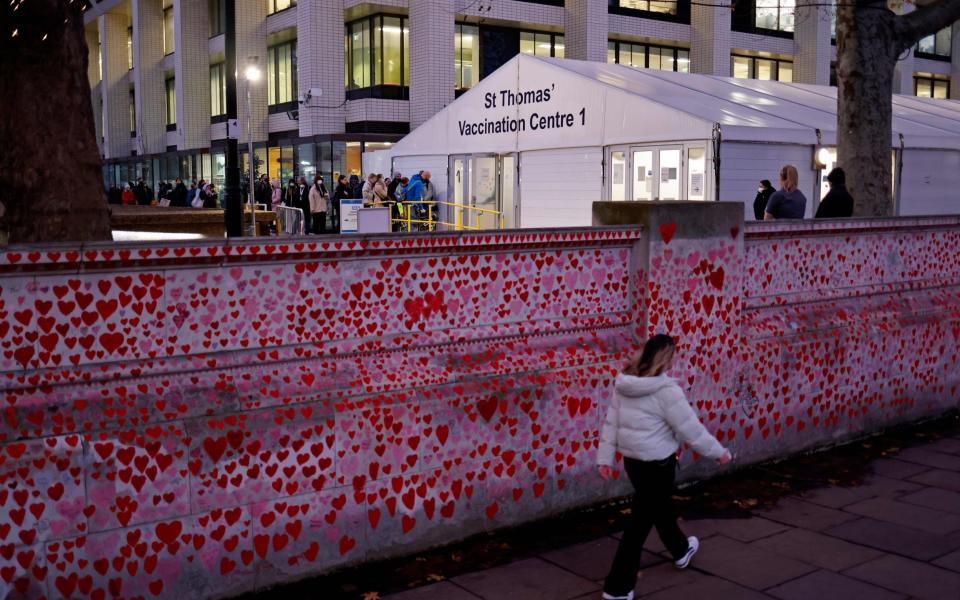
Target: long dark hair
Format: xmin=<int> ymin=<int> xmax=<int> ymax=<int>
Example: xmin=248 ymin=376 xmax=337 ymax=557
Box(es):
xmin=623 ymin=334 xmax=676 ymax=377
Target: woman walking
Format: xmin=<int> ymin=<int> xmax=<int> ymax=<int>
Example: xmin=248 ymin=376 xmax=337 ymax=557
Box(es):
xmin=598 ymin=334 xmax=731 ymax=600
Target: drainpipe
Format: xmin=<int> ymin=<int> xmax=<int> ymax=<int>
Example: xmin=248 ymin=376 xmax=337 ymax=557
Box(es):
xmin=711 ymin=123 xmax=722 ymax=202
xmin=896 ymin=133 xmax=905 ymax=215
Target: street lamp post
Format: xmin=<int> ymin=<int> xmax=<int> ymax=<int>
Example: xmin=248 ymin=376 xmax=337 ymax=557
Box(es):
xmin=244 ymin=58 xmax=261 ymax=236
xmin=222 ymin=0 xmax=242 ymax=237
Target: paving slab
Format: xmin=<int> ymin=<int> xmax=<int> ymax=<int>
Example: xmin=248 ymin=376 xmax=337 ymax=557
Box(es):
xmin=760 ymin=497 xmax=858 ymax=531
xmin=842 ymin=496 xmax=960 ymax=534
xmin=898 ymin=486 xmax=960 ymax=516
xmin=680 ymin=516 xmax=790 ymax=543
xmin=642 ymin=574 xmax=773 ymax=600
xmin=684 ymin=535 xmax=816 ymax=590
xmin=854 ymin=474 xmax=924 ymax=498
xmin=893 ymin=447 xmax=960 ymax=472
xmin=450 ymin=558 xmax=599 ymax=600
xmin=909 ymin=468 xmax=960 ymax=492
xmin=540 ymin=536 xmax=664 ymax=582
xmin=933 ymin=548 xmax=960 ymax=573
xmin=823 ymin=517 xmax=960 ymax=561
xmin=750 ymin=528 xmax=883 ymax=572
xmin=633 ymin=561 xmax=708 ymax=597
xmin=870 ymin=458 xmax=931 ymax=480
xmin=926 ymin=438 xmax=960 ymax=456
xmin=843 ymin=554 xmax=960 ymax=599
xmin=766 ymin=569 xmax=906 ymax=600
xmin=383 ymin=581 xmax=481 ymax=600
xmin=797 ymin=484 xmax=880 ymax=509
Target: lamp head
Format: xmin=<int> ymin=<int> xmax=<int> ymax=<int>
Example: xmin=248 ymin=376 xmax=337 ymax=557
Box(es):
xmin=244 ymin=65 xmax=261 ymax=81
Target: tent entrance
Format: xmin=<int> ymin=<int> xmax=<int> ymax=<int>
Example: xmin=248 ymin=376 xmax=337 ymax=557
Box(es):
xmin=448 ymin=154 xmax=515 ymax=230
xmin=607 ymin=144 xmax=708 ymax=201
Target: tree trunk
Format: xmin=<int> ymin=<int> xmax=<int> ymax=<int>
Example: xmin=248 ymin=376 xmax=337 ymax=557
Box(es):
xmin=836 ymin=1 xmax=900 ymax=217
xmin=0 ymin=0 xmax=112 ymax=243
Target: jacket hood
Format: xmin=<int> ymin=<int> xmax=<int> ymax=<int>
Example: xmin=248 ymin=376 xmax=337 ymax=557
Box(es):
xmin=615 ymin=373 xmax=676 ymax=398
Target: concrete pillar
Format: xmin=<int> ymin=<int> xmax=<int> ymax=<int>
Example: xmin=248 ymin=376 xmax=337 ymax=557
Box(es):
xmin=133 ymin=0 xmax=167 ymax=155
xmin=690 ymin=0 xmax=731 ymax=76
xmin=564 ymin=0 xmax=607 ymax=62
xmin=409 ymin=0 xmax=455 ymax=128
xmin=297 ymin=0 xmax=346 ymax=137
xmin=951 ymin=21 xmax=960 ymax=99
xmin=793 ymin=2 xmax=831 ymax=84
xmin=236 ymin=0 xmax=268 ymax=145
xmin=174 ymin=0 xmax=210 ymax=150
xmin=86 ymin=24 xmax=104 ymax=154
xmin=99 ymin=12 xmax=132 ymax=159
xmin=892 ymin=1 xmax=915 ymax=94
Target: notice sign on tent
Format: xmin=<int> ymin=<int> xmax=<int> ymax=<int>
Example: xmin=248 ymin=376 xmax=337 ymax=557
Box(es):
xmin=340 ymin=199 xmax=363 ymax=233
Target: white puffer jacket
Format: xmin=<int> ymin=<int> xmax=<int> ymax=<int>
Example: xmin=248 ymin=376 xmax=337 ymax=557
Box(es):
xmin=597 ymin=374 xmax=725 ymax=465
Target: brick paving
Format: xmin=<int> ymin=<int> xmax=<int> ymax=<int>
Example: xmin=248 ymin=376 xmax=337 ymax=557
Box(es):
xmin=382 ymin=424 xmax=960 ymax=600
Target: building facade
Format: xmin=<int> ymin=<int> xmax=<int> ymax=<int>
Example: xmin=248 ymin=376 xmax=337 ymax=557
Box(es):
xmin=84 ymin=0 xmax=959 ymax=193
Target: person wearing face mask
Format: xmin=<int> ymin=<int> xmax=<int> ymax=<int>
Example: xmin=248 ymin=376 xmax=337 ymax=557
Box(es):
xmin=753 ymin=180 xmax=775 ymax=221
xmin=308 ymin=175 xmax=329 ymax=234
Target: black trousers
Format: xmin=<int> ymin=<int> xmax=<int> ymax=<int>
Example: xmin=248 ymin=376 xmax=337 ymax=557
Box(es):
xmin=603 ymin=455 xmax=690 ymax=596
xmin=312 ymin=211 xmax=327 ymax=234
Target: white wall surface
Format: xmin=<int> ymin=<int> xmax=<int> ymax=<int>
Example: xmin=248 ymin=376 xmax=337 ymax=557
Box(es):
xmin=719 ymin=142 xmax=817 ymax=221
xmin=899 ymin=149 xmax=960 ymax=215
xmin=519 ymin=148 xmax=602 ymax=228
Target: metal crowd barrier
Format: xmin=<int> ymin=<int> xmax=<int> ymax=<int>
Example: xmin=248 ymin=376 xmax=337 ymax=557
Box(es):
xmin=276 ymin=205 xmax=305 ymax=235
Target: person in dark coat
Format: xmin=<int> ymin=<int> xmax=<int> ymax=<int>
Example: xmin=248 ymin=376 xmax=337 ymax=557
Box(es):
xmin=254 ymin=174 xmax=272 ymax=210
xmin=332 ymin=175 xmax=350 ymax=234
xmin=107 ymin=185 xmax=122 ymax=205
xmin=170 ymin=178 xmax=189 ymax=207
xmin=296 ymin=176 xmax=312 ymax=233
xmin=134 ymin=178 xmax=150 ymax=206
xmin=752 ymin=180 xmax=775 ymax=221
xmin=815 ymin=168 xmax=854 ymax=219
xmin=348 ymin=174 xmax=363 ymax=199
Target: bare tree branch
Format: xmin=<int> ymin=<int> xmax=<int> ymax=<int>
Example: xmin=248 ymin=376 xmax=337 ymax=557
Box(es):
xmin=895 ymin=0 xmax=960 ymax=50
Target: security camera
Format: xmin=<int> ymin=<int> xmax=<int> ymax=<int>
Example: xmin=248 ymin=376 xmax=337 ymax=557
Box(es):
xmin=298 ymin=91 xmax=310 ymax=105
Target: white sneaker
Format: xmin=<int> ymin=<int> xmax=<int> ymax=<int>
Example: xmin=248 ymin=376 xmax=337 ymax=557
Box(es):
xmin=601 ymin=592 xmax=634 ymax=600
xmin=674 ymin=536 xmax=699 ymax=569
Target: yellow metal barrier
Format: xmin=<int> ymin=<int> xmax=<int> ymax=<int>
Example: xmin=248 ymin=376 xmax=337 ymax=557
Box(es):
xmin=392 ymin=200 xmax=505 ymax=232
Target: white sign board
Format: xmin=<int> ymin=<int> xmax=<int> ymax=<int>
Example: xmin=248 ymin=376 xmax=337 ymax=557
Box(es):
xmin=339 ymin=199 xmax=363 ymax=233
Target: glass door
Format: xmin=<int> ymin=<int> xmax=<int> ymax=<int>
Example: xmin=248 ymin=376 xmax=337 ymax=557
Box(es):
xmin=470 ymin=156 xmax=498 ymax=230
xmin=632 ymin=149 xmax=654 ymax=201
xmin=611 ymin=150 xmax=627 ymax=201
xmin=450 ymin=156 xmax=467 ymax=229
xmin=657 ymin=147 xmax=682 ymax=200
xmin=500 ymin=155 xmax=516 ymax=228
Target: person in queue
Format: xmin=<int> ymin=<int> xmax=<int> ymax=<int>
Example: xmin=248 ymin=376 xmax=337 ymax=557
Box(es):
xmin=764 ymin=164 xmax=806 ymax=220
xmin=598 ymin=334 xmax=732 ymax=600
xmin=296 ymin=176 xmax=312 ymax=233
xmin=309 ymin=175 xmax=329 ymax=234
xmin=752 ymin=180 xmax=775 ymax=221
xmin=372 ymin=174 xmax=389 ymax=207
xmin=332 ymin=174 xmax=350 ymax=234
xmin=170 ymin=177 xmax=188 ymax=208
xmin=255 ymin=174 xmax=272 ymax=211
xmin=362 ymin=173 xmax=377 ymax=205
xmin=271 ymin=179 xmax=283 ymax=208
xmin=815 ymin=167 xmax=854 ymax=219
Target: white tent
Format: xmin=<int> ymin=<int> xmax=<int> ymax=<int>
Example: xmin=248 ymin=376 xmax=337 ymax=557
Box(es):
xmin=371 ymin=53 xmax=960 ymax=226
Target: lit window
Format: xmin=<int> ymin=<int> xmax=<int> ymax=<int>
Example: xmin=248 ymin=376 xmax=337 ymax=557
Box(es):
xmin=210 ymin=62 xmax=227 ymax=117
xmin=755 ymin=0 xmax=795 ymax=33
xmin=455 ymin=24 xmax=479 ymax=91
xmin=608 ymin=40 xmax=689 ymax=73
xmin=731 ymin=54 xmax=793 ymax=81
xmin=267 ymin=41 xmax=297 ymax=107
xmin=163 ymin=7 xmax=175 ymax=55
xmin=209 ymin=0 xmax=225 ymax=37
xmin=917 ymin=27 xmax=952 ymax=58
xmin=344 ymin=15 xmax=409 ymax=98
xmin=616 ymin=0 xmax=677 ymax=16
xmin=129 ymin=89 xmax=136 ymax=135
xmin=165 ymin=77 xmax=176 ymax=127
xmin=268 ymin=0 xmax=295 ymax=15
xmin=520 ymin=31 xmax=564 ymax=58
xmin=127 ymin=27 xmax=133 ymax=70
xmin=915 ymin=74 xmax=951 ymax=99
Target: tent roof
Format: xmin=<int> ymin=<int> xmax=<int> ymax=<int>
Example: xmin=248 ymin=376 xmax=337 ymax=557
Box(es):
xmin=549 ymin=57 xmax=960 ymax=149
xmin=387 ymin=54 xmax=960 ymax=157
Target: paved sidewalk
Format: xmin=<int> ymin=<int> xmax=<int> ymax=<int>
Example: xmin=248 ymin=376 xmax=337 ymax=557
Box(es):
xmin=383 ymin=427 xmax=960 ymax=600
